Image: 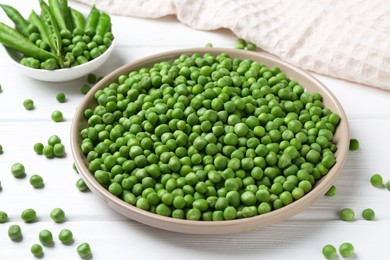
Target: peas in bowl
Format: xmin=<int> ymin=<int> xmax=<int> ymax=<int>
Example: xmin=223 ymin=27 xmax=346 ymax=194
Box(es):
xmin=0 ymin=1 xmax=114 ymax=81
xmin=71 ymin=47 xmax=349 ymax=234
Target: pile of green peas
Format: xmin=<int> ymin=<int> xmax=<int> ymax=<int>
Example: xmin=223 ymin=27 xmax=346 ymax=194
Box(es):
xmin=80 ymin=52 xmax=341 ymax=221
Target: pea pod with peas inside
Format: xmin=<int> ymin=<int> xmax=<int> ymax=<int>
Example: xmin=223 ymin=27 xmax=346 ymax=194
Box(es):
xmin=39 ymin=0 xmax=63 ymax=67
xmin=0 ymin=1 xmax=113 ymax=69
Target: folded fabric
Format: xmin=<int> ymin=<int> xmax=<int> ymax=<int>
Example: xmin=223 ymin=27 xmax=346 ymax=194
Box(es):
xmin=74 ymin=0 xmax=390 ymax=90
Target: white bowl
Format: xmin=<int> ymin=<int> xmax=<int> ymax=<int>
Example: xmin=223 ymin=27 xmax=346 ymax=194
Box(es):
xmin=4 ymin=39 xmax=115 ymax=82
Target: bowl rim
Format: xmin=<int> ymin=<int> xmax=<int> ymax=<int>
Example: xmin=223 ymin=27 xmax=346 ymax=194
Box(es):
xmin=71 ymin=47 xmax=349 ymax=234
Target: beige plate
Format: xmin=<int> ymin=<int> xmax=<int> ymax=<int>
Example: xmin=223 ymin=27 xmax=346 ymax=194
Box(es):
xmin=71 ymin=48 xmax=349 ymax=234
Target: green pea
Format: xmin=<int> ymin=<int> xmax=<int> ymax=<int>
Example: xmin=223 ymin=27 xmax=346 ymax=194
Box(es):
xmin=56 ymin=92 xmax=66 ymax=103
xmin=339 ymin=208 xmax=355 ymax=221
xmin=0 ymin=211 xmax=8 ymax=223
xmin=39 ymin=229 xmax=53 ymax=246
xmin=51 ymin=110 xmax=63 ymax=122
xmin=339 ymin=242 xmax=354 ymax=257
xmin=325 ymin=185 xmax=336 ymax=196
xmin=322 ymin=244 xmax=337 ymax=259
xmin=362 ymin=208 xmax=375 ymax=221
xmin=370 ymin=174 xmax=383 ymax=187
xmin=31 ymin=244 xmax=43 ymax=257
xmin=29 ymin=174 xmax=44 ymax=188
xmin=11 ymin=162 xmax=25 ymax=178
xmin=81 ymin=84 xmax=91 ymax=95
xmin=349 ymin=139 xmax=359 ymax=151
xmin=8 ymin=224 xmax=22 ymax=241
xmin=50 ymin=208 xmax=66 ymax=223
xmin=59 ymin=229 xmax=74 ymax=244
xmin=43 ymin=145 xmax=54 ymax=158
xmin=77 ymin=242 xmax=92 ymax=258
xmin=23 ymin=99 xmax=34 ymax=110
xmin=76 ymin=178 xmax=89 ymax=192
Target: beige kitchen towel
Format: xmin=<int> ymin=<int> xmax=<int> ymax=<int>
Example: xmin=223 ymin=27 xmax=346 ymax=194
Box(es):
xmin=74 ymin=0 xmax=390 ymax=90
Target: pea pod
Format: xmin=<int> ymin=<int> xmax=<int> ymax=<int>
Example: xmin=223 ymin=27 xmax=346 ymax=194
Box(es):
xmin=95 ymin=12 xmax=111 ymax=38
xmin=39 ymin=0 xmax=63 ymax=66
xmin=28 ymin=11 xmax=51 ymax=50
xmin=70 ymin=8 xmax=85 ymax=30
xmin=0 ymin=21 xmax=56 ymax=61
xmin=84 ymin=6 xmax=100 ymax=37
xmin=58 ymin=0 xmax=73 ymax=31
xmin=0 ymin=4 xmax=29 ymax=36
xmin=48 ymin=0 xmax=67 ymax=31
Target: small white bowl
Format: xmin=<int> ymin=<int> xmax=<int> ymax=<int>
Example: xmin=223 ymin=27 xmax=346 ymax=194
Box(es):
xmin=4 ymin=39 xmax=115 ymax=82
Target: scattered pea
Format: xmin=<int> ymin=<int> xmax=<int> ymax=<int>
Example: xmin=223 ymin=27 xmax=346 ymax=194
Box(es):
xmin=11 ymin=162 xmax=26 ymax=178
xmin=76 ymin=178 xmax=89 ymax=192
xmin=339 ymin=242 xmax=354 ymax=257
xmin=362 ymin=208 xmax=375 ymax=221
xmin=21 ymin=208 xmax=37 ymax=223
xmin=81 ymin=84 xmax=91 ymax=95
xmin=325 ymin=185 xmax=336 ymax=196
xmin=43 ymin=145 xmax=54 ymax=158
xmin=8 ymin=224 xmax=22 ymax=241
xmin=246 ymin=42 xmax=256 ymax=51
xmin=234 ymin=38 xmax=245 ymax=49
xmin=322 ymin=244 xmax=337 ymax=259
xmin=56 ymin=92 xmax=66 ymax=103
xmin=370 ymin=174 xmax=383 ymax=188
xmin=349 ymin=138 xmax=359 ymax=151
xmin=48 ymin=135 xmax=62 ymax=146
xmin=77 ymin=242 xmax=92 ymax=258
xmin=204 ymin=42 xmax=213 ymax=48
xmin=23 ymin=99 xmax=34 ymax=110
xmin=33 ymin=142 xmax=44 ymax=155
xmin=39 ymin=229 xmax=54 ymax=246
xmin=29 ymin=174 xmax=44 ymax=188
xmin=53 ymin=143 xmax=66 ymax=157
xmin=87 ymin=73 xmax=97 ymax=84
xmin=51 ymin=110 xmax=64 ymax=122
xmin=0 ymin=211 xmax=8 ymax=223
xmin=0 ymin=144 xmax=3 ymax=154
xmin=339 ymin=208 xmax=355 ymax=221
xmin=31 ymin=244 xmax=43 ymax=257
xmin=50 ymin=208 xmax=66 ymax=223
xmin=73 ymin=162 xmax=79 ymax=173
xmin=58 ymin=229 xmax=73 ymax=244
xmin=386 ymin=180 xmax=390 ymax=191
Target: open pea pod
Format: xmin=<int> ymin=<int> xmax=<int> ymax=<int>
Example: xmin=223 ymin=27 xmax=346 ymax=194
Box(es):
xmin=39 ymin=0 xmax=63 ymax=67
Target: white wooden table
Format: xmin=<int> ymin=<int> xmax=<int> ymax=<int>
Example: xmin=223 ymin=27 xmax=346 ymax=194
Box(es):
xmin=1 ymin=1 xmax=390 ymax=259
